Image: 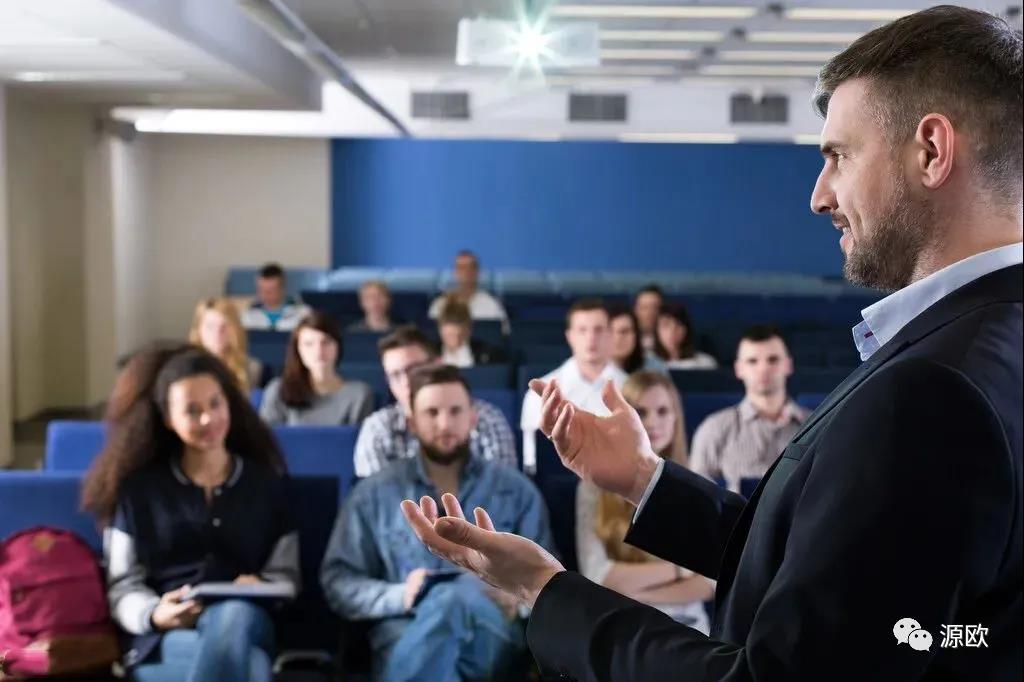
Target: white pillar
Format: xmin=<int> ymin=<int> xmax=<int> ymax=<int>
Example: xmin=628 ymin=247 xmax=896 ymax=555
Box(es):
xmin=0 ymin=87 xmax=14 ymax=466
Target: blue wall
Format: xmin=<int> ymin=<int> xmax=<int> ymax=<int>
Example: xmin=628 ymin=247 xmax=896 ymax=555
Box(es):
xmin=330 ymin=138 xmax=842 ymax=276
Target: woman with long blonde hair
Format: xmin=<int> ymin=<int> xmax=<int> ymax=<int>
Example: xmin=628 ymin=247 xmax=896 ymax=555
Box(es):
xmin=575 ymin=371 xmax=714 ymax=632
xmin=188 ymin=298 xmax=264 ymax=392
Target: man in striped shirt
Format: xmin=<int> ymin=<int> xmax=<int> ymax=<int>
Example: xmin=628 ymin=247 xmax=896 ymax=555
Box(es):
xmin=689 ymin=325 xmax=810 ymax=493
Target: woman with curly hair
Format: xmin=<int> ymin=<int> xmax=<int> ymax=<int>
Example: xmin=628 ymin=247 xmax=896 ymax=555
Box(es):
xmin=82 ymin=344 xmax=296 ymax=681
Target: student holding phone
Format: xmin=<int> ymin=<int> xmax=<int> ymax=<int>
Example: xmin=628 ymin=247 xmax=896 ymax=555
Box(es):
xmin=82 ymin=345 xmax=298 ymax=682
xmin=320 ymin=364 xmax=555 ymax=681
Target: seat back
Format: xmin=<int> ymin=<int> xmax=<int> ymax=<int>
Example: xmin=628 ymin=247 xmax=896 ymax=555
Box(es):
xmin=45 ymin=421 xmax=106 ymax=473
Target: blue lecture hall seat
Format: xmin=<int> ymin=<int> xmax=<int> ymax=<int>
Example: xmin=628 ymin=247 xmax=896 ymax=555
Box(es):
xmin=682 ymin=393 xmax=743 ymax=442
xmin=472 ymin=389 xmax=518 ymax=428
xmin=44 ymin=421 xmax=360 ymax=495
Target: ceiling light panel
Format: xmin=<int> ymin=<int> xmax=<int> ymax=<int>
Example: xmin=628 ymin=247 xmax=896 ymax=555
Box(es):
xmin=699 ymin=64 xmax=822 ymax=77
xmin=784 ymin=8 xmax=915 ymax=21
xmin=600 ymin=30 xmax=725 ymax=42
xmin=552 ymin=5 xmax=758 ymax=19
xmin=719 ymin=50 xmax=836 ymax=62
xmin=747 ymin=31 xmax=862 ymax=43
xmin=601 ymin=48 xmax=697 ymax=60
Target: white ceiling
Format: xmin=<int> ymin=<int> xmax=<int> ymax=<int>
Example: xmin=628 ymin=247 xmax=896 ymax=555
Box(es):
xmin=20 ymin=0 xmax=1016 ymax=139
xmin=0 ymin=0 xmax=320 ymax=109
xmin=285 ymin=0 xmax=1021 ymax=83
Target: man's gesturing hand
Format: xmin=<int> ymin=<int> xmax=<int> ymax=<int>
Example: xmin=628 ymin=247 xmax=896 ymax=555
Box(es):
xmin=400 ymin=493 xmax=564 ymax=609
xmin=531 ymin=377 xmax=661 ymax=505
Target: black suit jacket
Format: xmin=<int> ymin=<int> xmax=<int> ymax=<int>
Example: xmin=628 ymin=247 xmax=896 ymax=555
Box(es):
xmin=528 ymin=264 xmax=1023 ymax=681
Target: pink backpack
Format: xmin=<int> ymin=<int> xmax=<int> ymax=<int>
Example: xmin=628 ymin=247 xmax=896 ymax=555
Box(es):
xmin=0 ymin=527 xmax=119 ymax=677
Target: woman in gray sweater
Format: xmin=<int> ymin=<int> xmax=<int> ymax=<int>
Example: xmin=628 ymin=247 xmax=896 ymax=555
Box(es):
xmin=260 ymin=312 xmax=374 ymax=426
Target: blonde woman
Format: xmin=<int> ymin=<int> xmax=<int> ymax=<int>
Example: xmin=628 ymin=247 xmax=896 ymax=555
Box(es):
xmin=575 ymin=371 xmax=714 ymax=633
xmin=188 ymin=298 xmax=265 ymax=392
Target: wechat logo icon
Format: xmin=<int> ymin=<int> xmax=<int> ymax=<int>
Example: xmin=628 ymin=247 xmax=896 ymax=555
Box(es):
xmin=894 ymin=618 xmax=932 ymax=652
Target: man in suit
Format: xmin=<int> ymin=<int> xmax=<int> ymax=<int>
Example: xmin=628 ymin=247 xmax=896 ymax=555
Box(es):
xmin=402 ymin=6 xmax=1022 ymax=680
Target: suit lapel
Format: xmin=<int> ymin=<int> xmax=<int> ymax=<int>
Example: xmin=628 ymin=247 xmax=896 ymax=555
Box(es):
xmin=711 ymin=263 xmax=1022 ymax=608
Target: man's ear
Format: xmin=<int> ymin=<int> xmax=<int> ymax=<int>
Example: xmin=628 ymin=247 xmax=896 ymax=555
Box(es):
xmin=913 ymin=113 xmax=956 ymax=190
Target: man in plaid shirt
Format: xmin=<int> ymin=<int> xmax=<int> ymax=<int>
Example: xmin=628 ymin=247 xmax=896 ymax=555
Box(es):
xmin=354 ymin=326 xmax=517 ymax=478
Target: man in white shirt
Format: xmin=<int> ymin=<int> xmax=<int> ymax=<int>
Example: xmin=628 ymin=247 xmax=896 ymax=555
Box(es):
xmin=520 ymin=299 xmax=628 ymax=471
xmin=240 ymin=263 xmax=311 ymax=331
xmin=428 ymin=251 xmax=508 ymax=327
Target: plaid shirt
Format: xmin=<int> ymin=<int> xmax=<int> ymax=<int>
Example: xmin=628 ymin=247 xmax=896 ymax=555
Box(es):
xmin=353 ymin=399 xmax=517 ymax=478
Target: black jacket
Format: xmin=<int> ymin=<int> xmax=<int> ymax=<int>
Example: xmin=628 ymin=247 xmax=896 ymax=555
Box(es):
xmin=528 ymin=264 xmax=1023 ymax=681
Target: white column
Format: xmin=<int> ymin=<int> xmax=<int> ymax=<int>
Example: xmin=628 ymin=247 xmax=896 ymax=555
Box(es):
xmin=0 ymin=87 xmax=14 ymax=466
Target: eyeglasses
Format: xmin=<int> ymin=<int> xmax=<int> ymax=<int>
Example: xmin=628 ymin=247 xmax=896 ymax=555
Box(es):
xmin=385 ymin=359 xmax=433 ymax=384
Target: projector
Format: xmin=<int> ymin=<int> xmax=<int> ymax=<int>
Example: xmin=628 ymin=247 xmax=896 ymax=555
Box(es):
xmin=456 ymin=17 xmax=600 ymax=68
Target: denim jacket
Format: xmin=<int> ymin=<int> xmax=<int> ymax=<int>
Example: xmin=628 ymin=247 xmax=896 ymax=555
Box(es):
xmin=320 ymin=453 xmax=556 ymax=621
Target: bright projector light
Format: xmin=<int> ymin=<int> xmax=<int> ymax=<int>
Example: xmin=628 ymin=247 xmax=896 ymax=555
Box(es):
xmin=456 ymin=17 xmax=599 ymax=68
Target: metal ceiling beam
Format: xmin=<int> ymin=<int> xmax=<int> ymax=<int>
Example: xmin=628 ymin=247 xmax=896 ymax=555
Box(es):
xmin=237 ymin=0 xmax=410 ymax=136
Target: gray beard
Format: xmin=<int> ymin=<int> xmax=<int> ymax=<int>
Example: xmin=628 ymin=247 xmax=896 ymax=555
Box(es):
xmin=843 ymin=173 xmax=934 ymax=293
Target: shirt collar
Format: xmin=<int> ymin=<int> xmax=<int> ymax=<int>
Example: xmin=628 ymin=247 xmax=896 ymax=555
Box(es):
xmin=170 ymin=454 xmax=244 ymax=488
xmin=853 ymin=242 xmax=1023 ymax=360
xmin=738 ymin=398 xmax=804 ymax=424
xmin=561 ymin=358 xmax=621 ymax=387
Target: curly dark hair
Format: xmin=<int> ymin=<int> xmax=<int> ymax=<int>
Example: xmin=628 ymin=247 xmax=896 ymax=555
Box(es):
xmin=81 ymin=343 xmax=286 ymax=523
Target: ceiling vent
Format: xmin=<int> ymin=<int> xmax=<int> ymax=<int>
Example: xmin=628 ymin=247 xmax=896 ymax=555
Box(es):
xmin=411 ymin=91 xmax=470 ymax=120
xmin=730 ymin=94 xmax=789 ymax=124
xmin=569 ymin=93 xmax=628 ymax=122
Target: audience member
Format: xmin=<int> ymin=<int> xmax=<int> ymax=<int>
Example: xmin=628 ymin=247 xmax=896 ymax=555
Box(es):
xmin=576 ymin=371 xmax=712 ymax=633
xmin=690 ymin=325 xmax=810 ymax=492
xmin=354 ymin=326 xmax=516 ymax=477
xmin=428 ymin=251 xmax=508 ymax=328
xmin=633 ymin=284 xmax=664 ymax=352
xmin=260 ymin=312 xmax=374 ymax=426
xmin=321 ymin=365 xmax=555 ymax=680
xmin=520 ymin=299 xmax=628 ymax=471
xmin=81 ymin=345 xmax=296 ymax=681
xmin=189 ymin=297 xmax=267 ymax=391
xmin=347 ymin=280 xmax=396 ymax=333
xmin=655 ymin=301 xmax=718 ymax=369
xmin=436 ymin=295 xmax=506 ymax=368
xmin=241 ymin=263 xmax=311 ymax=331
xmin=607 ymin=303 xmax=668 ymax=375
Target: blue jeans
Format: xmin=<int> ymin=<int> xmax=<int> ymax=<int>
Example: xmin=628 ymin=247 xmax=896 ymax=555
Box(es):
xmin=132 ymin=600 xmax=275 ymax=682
xmin=376 ymin=575 xmax=525 ymax=682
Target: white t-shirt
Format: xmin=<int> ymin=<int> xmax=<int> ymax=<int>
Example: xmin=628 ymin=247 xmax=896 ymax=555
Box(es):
xmin=429 ymin=290 xmax=508 ymax=323
xmin=520 ymin=358 xmax=628 ymax=471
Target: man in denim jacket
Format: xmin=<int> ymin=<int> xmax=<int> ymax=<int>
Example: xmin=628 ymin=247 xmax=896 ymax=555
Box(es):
xmin=321 ymin=365 xmax=555 ymax=681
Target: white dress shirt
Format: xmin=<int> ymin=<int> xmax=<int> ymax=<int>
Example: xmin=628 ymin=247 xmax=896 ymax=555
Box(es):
xmin=520 ymin=358 xmax=628 ymax=471
xmin=638 ymin=242 xmax=1024 ymax=518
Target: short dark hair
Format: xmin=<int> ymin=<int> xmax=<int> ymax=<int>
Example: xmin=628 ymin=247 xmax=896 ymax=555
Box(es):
xmin=636 ymin=284 xmax=664 ymax=299
xmin=378 ymin=324 xmax=438 ymax=359
xmin=258 ymin=263 xmax=285 ymax=280
xmin=815 ymin=5 xmax=1023 ymax=198
xmin=408 ymin=364 xmax=472 ymax=410
xmin=565 ymin=298 xmax=608 ymax=330
xmin=740 ymin=324 xmax=787 ymax=346
xmin=455 ymin=250 xmax=479 ymax=265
